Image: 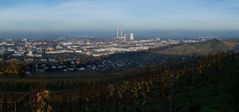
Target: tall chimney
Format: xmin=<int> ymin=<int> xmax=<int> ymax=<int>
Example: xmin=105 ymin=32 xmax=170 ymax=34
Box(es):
xmin=117 ymin=27 xmax=119 ymax=38
xmin=121 ymin=27 xmax=123 ymax=38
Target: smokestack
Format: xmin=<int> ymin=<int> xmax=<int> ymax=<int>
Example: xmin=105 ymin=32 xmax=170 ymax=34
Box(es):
xmin=117 ymin=27 xmax=119 ymax=38
xmin=121 ymin=27 xmax=122 ymax=38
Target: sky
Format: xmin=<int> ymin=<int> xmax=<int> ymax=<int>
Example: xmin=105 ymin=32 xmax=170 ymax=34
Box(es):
xmin=0 ymin=0 xmax=239 ymax=33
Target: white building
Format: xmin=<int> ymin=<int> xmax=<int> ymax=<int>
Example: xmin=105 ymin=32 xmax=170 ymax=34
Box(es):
xmin=129 ymin=33 xmax=134 ymax=40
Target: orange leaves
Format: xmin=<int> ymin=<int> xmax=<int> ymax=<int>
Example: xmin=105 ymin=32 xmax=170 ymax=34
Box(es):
xmin=30 ymin=86 xmax=51 ymax=112
xmin=0 ymin=59 xmax=21 ymax=76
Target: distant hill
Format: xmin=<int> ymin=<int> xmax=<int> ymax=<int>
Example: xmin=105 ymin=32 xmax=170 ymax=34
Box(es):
xmin=154 ymin=39 xmax=239 ymax=55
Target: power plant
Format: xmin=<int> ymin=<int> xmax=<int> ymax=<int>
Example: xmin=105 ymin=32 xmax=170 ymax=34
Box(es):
xmin=116 ymin=27 xmax=134 ymax=40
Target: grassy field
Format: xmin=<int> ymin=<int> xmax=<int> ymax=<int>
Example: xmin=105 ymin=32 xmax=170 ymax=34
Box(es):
xmin=0 ymin=64 xmax=155 ymax=91
xmin=155 ymin=39 xmax=238 ymax=55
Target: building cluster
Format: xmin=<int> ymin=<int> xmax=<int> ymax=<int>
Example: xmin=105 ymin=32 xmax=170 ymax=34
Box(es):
xmin=0 ymin=35 xmax=208 ymax=61
xmin=0 ymin=33 xmax=208 ymax=75
xmin=116 ymin=27 xmax=134 ymax=41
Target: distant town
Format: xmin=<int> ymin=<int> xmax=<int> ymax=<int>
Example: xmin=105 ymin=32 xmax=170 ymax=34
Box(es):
xmin=0 ymin=28 xmax=210 ymax=76
xmin=0 ymin=28 xmax=208 ymax=59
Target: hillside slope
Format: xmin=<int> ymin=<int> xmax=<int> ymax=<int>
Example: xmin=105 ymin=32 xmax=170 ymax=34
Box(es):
xmin=175 ymin=58 xmax=239 ymax=111
xmin=155 ymin=39 xmax=238 ymax=55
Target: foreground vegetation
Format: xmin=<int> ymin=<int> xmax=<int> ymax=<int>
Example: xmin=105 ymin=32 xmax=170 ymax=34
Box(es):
xmin=1 ymin=51 xmax=239 ymax=111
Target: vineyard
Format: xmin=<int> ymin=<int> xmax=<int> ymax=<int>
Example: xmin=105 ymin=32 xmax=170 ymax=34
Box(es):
xmin=1 ymin=51 xmax=239 ymax=112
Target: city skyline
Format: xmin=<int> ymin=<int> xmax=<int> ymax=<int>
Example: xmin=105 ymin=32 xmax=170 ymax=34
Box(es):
xmin=0 ymin=0 xmax=239 ymax=32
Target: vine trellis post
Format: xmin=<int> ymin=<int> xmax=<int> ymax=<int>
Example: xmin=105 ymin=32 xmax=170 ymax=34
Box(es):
xmin=169 ymin=64 xmax=177 ymax=112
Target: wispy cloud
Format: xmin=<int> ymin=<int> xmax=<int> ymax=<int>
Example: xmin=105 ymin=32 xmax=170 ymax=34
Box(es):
xmin=0 ymin=0 xmax=239 ymax=32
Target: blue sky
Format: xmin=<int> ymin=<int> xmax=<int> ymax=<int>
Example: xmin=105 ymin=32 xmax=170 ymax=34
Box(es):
xmin=0 ymin=0 xmax=239 ymax=32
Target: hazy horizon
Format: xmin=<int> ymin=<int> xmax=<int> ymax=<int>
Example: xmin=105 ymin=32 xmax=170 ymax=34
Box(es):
xmin=1 ymin=31 xmax=239 ymax=39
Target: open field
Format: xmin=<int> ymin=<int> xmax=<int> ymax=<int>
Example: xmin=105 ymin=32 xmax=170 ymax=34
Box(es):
xmin=154 ymin=39 xmax=239 ymax=55
xmin=0 ymin=63 xmax=165 ymax=92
